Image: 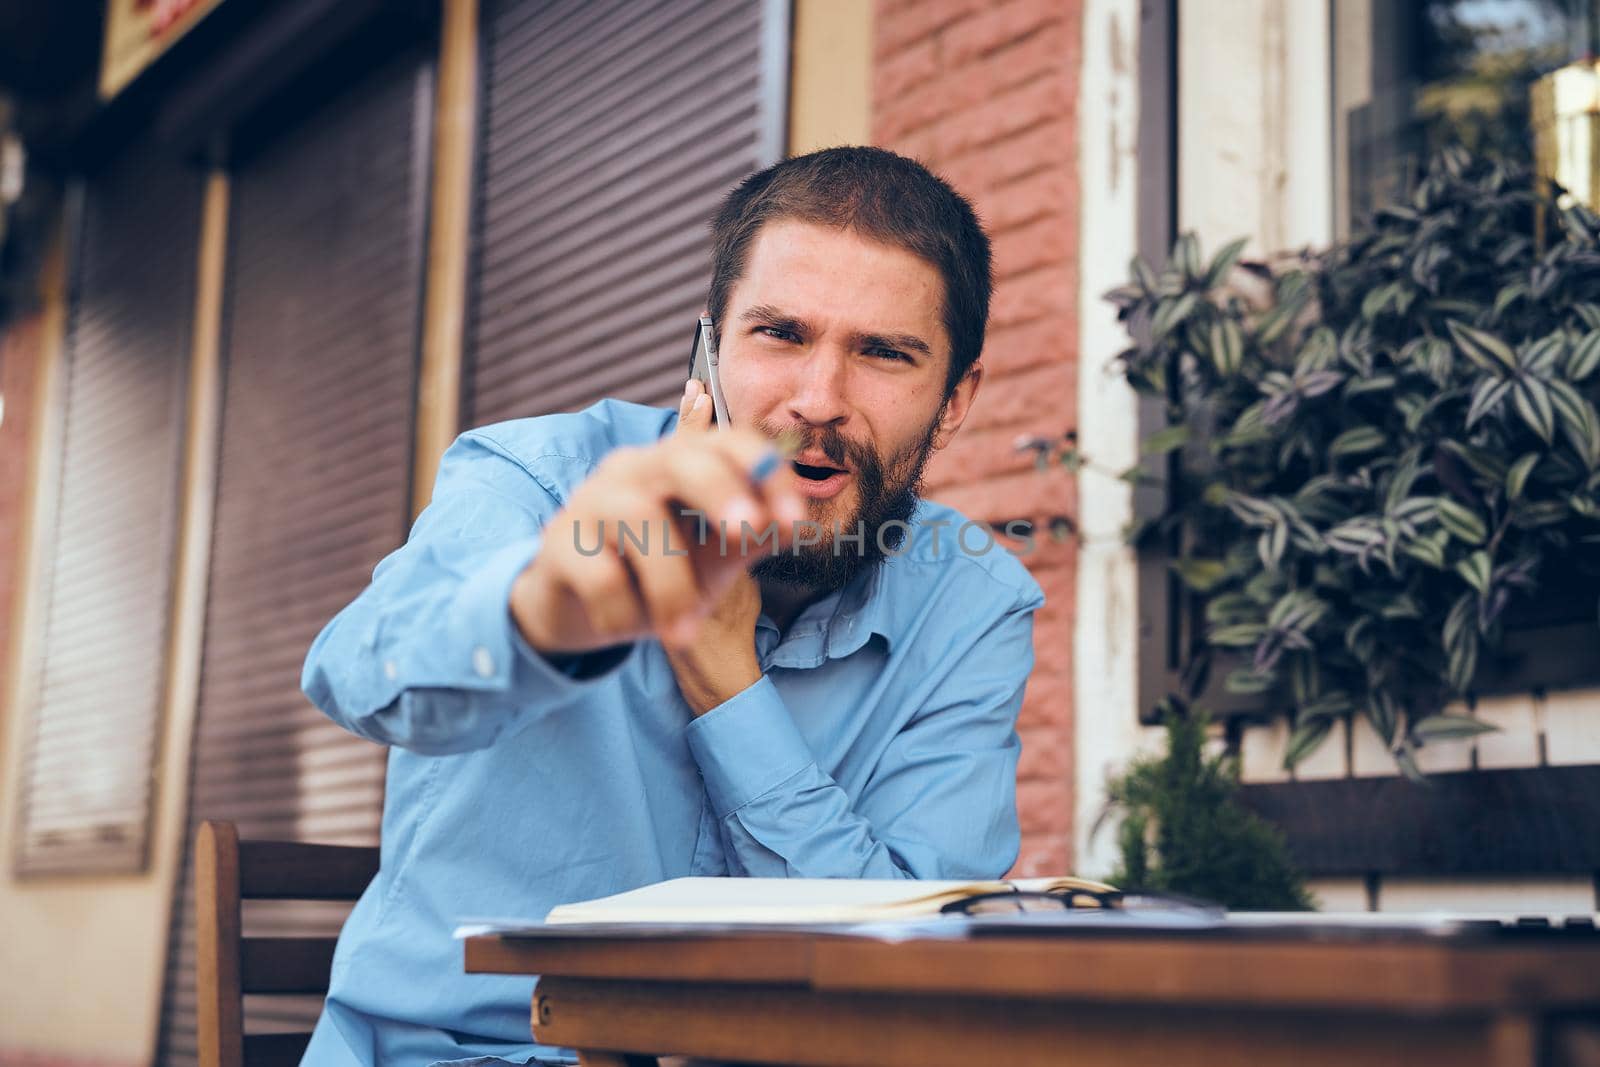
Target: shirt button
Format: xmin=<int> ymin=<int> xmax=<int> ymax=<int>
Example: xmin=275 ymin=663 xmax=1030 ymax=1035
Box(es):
xmin=383 ymin=660 xmax=398 ymax=681
xmin=473 ymin=646 xmax=496 ymax=678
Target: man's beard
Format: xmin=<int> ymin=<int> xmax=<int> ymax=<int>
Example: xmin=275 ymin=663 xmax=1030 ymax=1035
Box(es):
xmin=751 ymin=413 xmax=941 ymax=595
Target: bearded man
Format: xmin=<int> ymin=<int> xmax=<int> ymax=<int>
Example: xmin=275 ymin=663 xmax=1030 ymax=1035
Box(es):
xmin=300 ymin=146 xmax=1044 ymax=1067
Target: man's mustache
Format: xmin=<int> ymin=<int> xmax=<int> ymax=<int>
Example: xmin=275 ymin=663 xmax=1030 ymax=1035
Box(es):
xmin=756 ymin=420 xmax=879 ymax=478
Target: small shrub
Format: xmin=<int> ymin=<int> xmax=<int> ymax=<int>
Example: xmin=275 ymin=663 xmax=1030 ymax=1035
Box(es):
xmin=1105 ymin=701 xmax=1314 ymax=911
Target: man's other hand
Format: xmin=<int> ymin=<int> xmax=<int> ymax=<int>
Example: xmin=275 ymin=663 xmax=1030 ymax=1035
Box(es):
xmin=663 ymin=382 xmax=763 ymax=713
xmin=509 ymin=380 xmax=803 ymax=656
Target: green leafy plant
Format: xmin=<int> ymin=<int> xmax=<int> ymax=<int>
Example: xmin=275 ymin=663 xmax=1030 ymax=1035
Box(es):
xmin=1096 ymin=149 xmax=1600 ymax=778
xmin=1102 ymin=696 xmax=1313 ymax=911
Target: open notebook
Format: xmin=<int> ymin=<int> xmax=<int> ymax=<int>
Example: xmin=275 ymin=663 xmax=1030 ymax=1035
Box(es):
xmin=456 ymin=877 xmax=1600 ymax=942
xmin=542 ymin=875 xmax=1117 ymax=926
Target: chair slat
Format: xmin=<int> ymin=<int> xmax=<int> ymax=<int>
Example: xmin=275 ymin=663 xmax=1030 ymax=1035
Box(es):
xmin=237 ymin=839 xmax=379 ymax=899
xmin=199 ymin=822 xmax=377 ymax=1066
xmin=197 ymin=821 xmax=244 ymax=1067
xmin=240 ymin=937 xmax=340 ymax=993
xmin=241 ymin=1031 xmax=313 ymax=1067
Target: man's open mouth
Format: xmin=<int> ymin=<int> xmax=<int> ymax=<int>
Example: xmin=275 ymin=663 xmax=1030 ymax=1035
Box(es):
xmin=793 ymin=461 xmax=848 ymax=482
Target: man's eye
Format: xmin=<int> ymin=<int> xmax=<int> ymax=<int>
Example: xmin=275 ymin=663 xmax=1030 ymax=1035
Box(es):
xmin=757 ymin=326 xmax=799 ymax=343
xmin=866 ymin=348 xmax=910 ymax=363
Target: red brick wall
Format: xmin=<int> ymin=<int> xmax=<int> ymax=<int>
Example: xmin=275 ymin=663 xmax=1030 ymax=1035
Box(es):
xmin=872 ymin=0 xmax=1082 ymax=876
xmin=0 ymin=313 xmax=43 ymax=682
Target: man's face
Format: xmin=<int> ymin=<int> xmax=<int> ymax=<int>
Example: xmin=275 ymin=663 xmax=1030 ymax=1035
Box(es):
xmin=716 ymin=220 xmax=981 ymax=590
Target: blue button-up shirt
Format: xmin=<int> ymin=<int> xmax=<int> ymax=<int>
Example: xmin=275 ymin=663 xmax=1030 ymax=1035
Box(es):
xmin=300 ymin=399 xmax=1043 ymax=1066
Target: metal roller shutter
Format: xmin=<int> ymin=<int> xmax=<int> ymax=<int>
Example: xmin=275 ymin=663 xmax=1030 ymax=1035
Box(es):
xmin=13 ymin=147 xmax=199 ymax=876
xmin=155 ymin=46 xmax=432 ymax=1065
xmin=467 ymin=0 xmax=788 ymax=426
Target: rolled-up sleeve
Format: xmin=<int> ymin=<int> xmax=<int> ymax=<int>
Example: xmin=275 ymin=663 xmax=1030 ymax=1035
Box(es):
xmin=684 ymin=588 xmax=1041 ymax=880
xmin=301 ymin=432 xmax=628 ymax=754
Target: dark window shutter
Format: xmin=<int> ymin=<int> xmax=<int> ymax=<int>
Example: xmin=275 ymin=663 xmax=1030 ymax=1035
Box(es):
xmin=155 ymin=48 xmax=431 ymax=1065
xmin=467 ymin=0 xmax=788 ymax=426
xmin=14 ymin=148 xmax=199 ymax=876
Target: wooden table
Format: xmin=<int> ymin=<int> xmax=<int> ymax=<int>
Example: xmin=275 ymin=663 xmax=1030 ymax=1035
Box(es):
xmin=464 ymin=925 xmax=1600 ymax=1067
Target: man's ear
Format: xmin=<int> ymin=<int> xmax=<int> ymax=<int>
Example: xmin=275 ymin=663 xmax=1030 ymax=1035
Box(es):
xmin=933 ymin=360 xmax=983 ymax=450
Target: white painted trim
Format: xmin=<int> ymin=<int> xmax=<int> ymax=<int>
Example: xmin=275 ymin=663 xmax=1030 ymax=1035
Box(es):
xmin=1378 ymin=876 xmax=1596 ymax=915
xmin=1282 ymin=0 xmax=1334 ymax=250
xmin=1544 ymin=688 xmax=1600 ymax=766
xmin=1073 ymin=0 xmax=1158 ymax=877
xmin=760 ymin=0 xmax=795 ymax=165
xmin=1074 ymin=0 xmax=1338 ymax=870
xmin=1473 ymin=693 xmax=1541 ymax=770
xmin=1178 ymin=0 xmax=1333 ymax=254
xmin=1307 ymin=876 xmax=1371 ymax=911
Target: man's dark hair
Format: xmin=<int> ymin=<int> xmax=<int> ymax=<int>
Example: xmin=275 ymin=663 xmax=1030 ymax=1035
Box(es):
xmin=707 ymin=146 xmax=993 ymax=397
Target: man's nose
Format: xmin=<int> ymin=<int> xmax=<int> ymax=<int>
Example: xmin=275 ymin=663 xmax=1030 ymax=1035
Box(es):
xmin=786 ymin=345 xmax=850 ymax=427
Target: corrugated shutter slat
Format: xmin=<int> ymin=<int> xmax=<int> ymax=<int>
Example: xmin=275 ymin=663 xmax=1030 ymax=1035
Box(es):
xmin=13 ymin=147 xmax=199 ymax=876
xmin=154 ymin=46 xmax=429 ymax=1066
xmin=467 ymin=0 xmax=777 ymax=427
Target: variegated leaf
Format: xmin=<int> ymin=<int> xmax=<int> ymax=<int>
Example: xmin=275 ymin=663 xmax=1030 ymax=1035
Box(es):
xmin=1204 ymin=236 xmax=1249 ymax=288
xmin=1569 ymin=329 xmax=1600 ymax=381
xmin=1547 ymin=377 xmax=1600 ymax=469
xmin=1366 ymin=691 xmax=1399 ymax=746
xmin=1466 ymin=376 xmax=1512 ymax=428
xmin=1519 ymin=331 xmax=1565 ymax=375
xmin=1224 ymin=668 xmax=1277 ymax=694
xmin=1283 ymin=717 xmax=1334 ymax=769
xmin=1174 ymin=232 xmax=1202 ymax=282
xmin=1209 ymin=623 xmax=1267 ymax=647
xmin=1446 ymin=319 xmax=1517 ymax=376
xmin=1400 ymin=529 xmax=1448 ymax=569
xmin=1413 ymin=714 xmax=1496 ymax=741
xmin=1210 ymin=318 xmax=1244 ymax=377
xmin=1435 ymin=497 xmax=1487 ymax=544
xmin=1454 ymin=550 xmax=1492 ymax=594
xmin=1141 ymin=424 xmax=1192 ymax=455
xmin=1151 ymin=292 xmax=1198 ymax=338
xmin=1506 ymin=452 xmax=1540 ymax=500
xmin=1511 ymin=376 xmax=1556 ymax=445
xmin=1491 ymin=282 xmax=1526 ymax=320
xmin=1329 ymin=425 xmax=1387 ymax=458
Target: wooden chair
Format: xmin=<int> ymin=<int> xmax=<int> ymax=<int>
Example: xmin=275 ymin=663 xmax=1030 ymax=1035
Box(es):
xmin=195 ymin=819 xmax=380 ymax=1067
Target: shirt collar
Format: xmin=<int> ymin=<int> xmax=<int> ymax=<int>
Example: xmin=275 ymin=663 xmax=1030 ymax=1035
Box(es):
xmin=823 ymin=561 xmax=896 ymax=660
xmin=755 ymin=559 xmax=899 ymax=669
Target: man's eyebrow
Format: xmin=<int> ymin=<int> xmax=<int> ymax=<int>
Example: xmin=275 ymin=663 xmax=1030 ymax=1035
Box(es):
xmin=740 ymin=304 xmax=933 ymax=357
xmin=857 ymin=331 xmax=932 ymax=357
xmin=739 ymin=304 xmax=808 ymax=332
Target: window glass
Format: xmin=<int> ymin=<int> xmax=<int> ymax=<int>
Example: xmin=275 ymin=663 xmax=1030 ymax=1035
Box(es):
xmin=1333 ymin=0 xmax=1599 ymax=235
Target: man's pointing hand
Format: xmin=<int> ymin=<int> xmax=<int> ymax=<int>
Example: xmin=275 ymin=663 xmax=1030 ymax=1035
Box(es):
xmin=509 ymin=380 xmax=803 ymax=656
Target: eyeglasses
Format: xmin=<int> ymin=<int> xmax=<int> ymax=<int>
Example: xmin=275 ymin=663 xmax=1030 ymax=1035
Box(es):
xmin=939 ymin=887 xmax=1224 ymax=918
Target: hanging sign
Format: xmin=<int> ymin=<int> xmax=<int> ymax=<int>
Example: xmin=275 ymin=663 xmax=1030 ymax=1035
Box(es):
xmin=100 ymin=0 xmax=227 ymax=100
